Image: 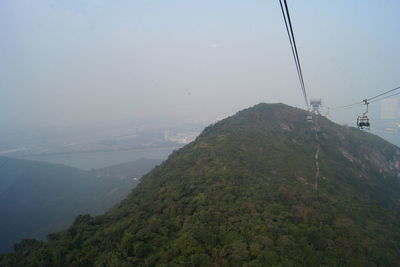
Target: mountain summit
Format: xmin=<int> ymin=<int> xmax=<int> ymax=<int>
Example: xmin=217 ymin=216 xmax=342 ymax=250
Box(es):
xmin=2 ymin=103 xmax=400 ymax=266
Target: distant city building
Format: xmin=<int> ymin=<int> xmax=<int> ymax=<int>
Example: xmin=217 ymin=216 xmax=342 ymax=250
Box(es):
xmin=381 ymin=98 xmax=398 ymax=120
xmin=164 ymin=131 xmax=199 ymax=144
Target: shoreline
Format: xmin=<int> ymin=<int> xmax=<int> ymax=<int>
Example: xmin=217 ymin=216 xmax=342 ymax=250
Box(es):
xmin=12 ymin=145 xmax=182 ymax=158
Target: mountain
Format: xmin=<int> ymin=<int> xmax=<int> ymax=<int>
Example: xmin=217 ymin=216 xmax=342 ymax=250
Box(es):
xmin=1 ymin=103 xmax=400 ymax=266
xmin=0 ymin=157 xmax=161 ymax=252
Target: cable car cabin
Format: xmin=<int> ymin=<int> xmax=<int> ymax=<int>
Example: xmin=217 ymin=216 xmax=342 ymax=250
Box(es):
xmin=357 ymin=115 xmax=370 ymax=129
xmin=307 ymin=115 xmax=313 ymax=123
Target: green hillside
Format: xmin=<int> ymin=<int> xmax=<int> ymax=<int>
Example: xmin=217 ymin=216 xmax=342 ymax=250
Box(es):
xmin=0 ymin=157 xmax=161 ymax=253
xmin=1 ymin=103 xmax=400 ymax=266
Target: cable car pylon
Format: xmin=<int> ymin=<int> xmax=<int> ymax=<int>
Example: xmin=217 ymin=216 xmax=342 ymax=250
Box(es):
xmin=307 ymin=99 xmax=322 ymax=123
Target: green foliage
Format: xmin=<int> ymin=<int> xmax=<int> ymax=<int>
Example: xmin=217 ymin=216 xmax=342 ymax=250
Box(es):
xmin=2 ymin=103 xmax=400 ymax=266
xmin=0 ymin=157 xmax=160 ymax=252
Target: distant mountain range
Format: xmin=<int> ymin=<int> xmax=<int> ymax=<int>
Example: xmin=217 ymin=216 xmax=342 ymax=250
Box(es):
xmin=0 ymin=157 xmax=161 ymax=252
xmin=1 ymin=103 xmax=400 ymax=266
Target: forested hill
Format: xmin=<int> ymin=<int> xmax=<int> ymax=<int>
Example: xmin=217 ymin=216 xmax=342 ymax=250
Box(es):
xmin=0 ymin=157 xmax=161 ymax=252
xmin=2 ymin=103 xmax=400 ymax=266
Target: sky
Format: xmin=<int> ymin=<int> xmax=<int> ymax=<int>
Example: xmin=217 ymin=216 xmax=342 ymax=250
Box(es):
xmin=1 ymin=0 xmax=399 ymax=130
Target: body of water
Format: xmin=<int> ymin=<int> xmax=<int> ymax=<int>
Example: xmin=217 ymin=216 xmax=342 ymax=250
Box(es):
xmin=16 ymin=147 xmax=180 ymax=170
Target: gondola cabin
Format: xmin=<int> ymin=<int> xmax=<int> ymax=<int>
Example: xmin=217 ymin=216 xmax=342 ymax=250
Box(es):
xmin=357 ymin=115 xmax=370 ymax=130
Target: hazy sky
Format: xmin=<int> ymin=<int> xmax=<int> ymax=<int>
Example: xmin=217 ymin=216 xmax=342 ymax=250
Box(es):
xmin=1 ymin=0 xmax=399 ymax=129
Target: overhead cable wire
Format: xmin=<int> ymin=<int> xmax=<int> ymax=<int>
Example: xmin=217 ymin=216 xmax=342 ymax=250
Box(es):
xmin=278 ymin=0 xmax=309 ymax=109
xmin=278 ymin=1 xmax=320 ymax=194
xmin=331 ymin=85 xmax=400 ymax=110
xmin=369 ymin=90 xmax=400 ymax=104
xmin=367 ymin=85 xmax=400 ymax=102
xmin=331 ymin=101 xmax=364 ymax=110
xmin=278 ymin=0 xmax=302 ymax=90
xmin=283 ymin=0 xmax=308 ymax=108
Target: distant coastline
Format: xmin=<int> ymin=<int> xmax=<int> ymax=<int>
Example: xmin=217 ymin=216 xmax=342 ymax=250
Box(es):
xmin=13 ymin=145 xmax=182 ymax=157
xmin=14 ymin=146 xmax=181 ymax=170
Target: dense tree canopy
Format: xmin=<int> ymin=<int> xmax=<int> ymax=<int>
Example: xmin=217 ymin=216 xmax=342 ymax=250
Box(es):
xmin=0 ymin=157 xmax=160 ymax=252
xmin=1 ymin=103 xmax=400 ymax=266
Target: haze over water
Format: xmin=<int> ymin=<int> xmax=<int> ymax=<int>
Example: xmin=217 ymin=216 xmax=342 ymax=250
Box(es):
xmin=16 ymin=147 xmax=178 ymax=170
